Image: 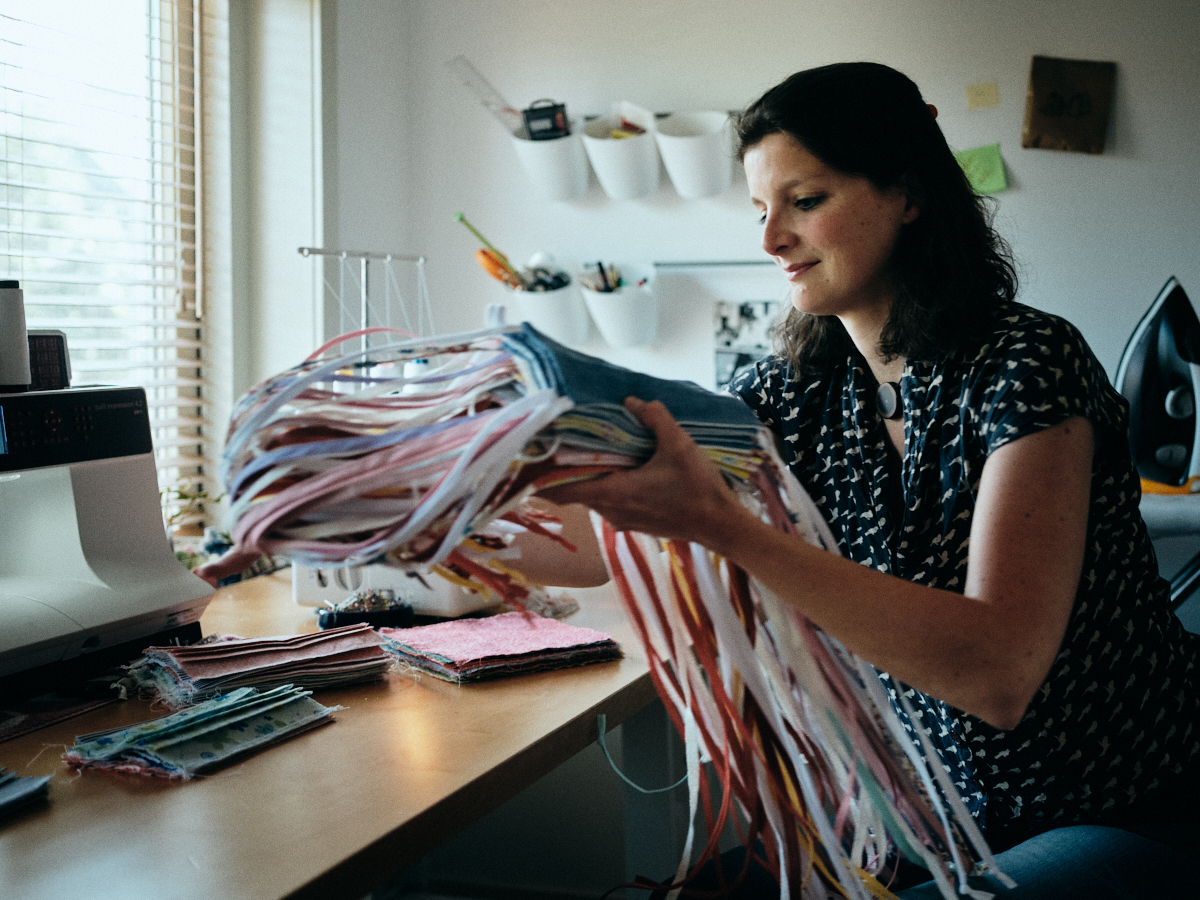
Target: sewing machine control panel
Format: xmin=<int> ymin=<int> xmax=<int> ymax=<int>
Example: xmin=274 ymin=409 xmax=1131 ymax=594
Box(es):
xmin=0 ymin=386 xmax=153 ymax=472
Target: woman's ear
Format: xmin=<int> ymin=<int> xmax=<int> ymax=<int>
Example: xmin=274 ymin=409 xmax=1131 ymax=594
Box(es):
xmin=900 ymin=176 xmax=922 ymax=224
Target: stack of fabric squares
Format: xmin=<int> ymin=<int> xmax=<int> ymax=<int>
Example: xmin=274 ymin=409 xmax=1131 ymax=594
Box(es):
xmin=201 ymin=323 xmax=765 ymax=600
xmin=129 ymin=623 xmax=389 ymax=708
xmin=63 ymin=685 xmax=338 ymax=779
xmin=380 ymin=611 xmax=622 ymax=683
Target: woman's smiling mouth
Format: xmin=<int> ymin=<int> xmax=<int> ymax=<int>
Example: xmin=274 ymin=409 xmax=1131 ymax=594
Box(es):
xmin=782 ymin=260 xmax=818 ymax=280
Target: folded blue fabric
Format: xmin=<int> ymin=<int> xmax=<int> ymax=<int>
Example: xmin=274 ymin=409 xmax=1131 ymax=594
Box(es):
xmin=504 ymin=324 xmax=762 ymax=458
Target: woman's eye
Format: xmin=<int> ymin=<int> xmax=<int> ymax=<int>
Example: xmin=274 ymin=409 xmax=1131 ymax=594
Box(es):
xmin=756 ymin=195 xmax=821 ymax=224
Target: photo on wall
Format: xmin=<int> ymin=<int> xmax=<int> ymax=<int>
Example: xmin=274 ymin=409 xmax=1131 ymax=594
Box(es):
xmin=714 ymin=300 xmax=784 ymax=390
xmin=1021 ymin=55 xmax=1116 ymax=154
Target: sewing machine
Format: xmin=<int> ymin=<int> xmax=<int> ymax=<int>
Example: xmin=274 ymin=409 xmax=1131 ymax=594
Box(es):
xmin=0 ymin=385 xmax=214 ymax=684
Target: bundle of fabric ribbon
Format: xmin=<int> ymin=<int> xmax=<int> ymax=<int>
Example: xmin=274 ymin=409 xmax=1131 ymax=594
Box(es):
xmin=200 ymin=324 xmax=1008 ymax=900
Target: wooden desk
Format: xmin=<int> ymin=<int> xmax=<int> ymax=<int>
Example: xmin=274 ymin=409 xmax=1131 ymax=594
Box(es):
xmin=0 ymin=572 xmax=656 ymax=900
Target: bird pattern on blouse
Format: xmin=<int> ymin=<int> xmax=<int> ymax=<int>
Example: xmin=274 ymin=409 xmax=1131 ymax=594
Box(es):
xmin=729 ymin=302 xmax=1200 ymax=840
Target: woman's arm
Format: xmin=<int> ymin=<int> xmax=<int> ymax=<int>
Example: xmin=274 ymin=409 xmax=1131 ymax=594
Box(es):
xmin=547 ymin=397 xmax=1093 ymax=730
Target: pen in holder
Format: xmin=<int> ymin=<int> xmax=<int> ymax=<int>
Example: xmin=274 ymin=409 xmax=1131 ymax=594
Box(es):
xmin=456 ymin=217 xmax=592 ymax=346
xmin=578 ymin=262 xmax=657 ymax=349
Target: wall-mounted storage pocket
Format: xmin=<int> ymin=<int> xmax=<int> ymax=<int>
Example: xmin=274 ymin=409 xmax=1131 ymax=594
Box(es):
xmin=580 ymin=263 xmax=656 ymax=348
xmin=509 ymin=119 xmax=589 ymax=201
xmin=655 ymin=111 xmax=733 ymax=199
xmin=505 ymin=279 xmax=591 ymax=346
xmin=581 ymin=102 xmax=660 ymax=201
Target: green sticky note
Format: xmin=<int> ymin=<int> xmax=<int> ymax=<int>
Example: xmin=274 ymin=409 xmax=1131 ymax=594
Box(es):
xmin=955 ymin=143 xmax=1008 ymax=194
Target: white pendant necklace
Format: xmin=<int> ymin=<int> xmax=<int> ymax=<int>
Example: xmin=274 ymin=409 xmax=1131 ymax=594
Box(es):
xmin=876 ymin=382 xmax=902 ymax=419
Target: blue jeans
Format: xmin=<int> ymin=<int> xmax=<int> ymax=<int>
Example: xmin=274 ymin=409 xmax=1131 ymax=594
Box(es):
xmin=666 ymin=821 xmax=1196 ymax=899
xmin=897 ymin=824 xmax=1194 ymax=899
xmin=657 ymin=773 xmax=1200 ymax=899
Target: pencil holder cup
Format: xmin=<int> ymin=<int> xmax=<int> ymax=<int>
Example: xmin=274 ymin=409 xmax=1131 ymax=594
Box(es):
xmin=655 ymin=111 xmax=733 ymax=199
xmin=509 ymin=120 xmax=589 ymax=201
xmin=581 ymin=102 xmax=660 ymax=201
xmin=579 ymin=263 xmax=656 ymax=349
xmin=505 ymin=278 xmax=591 ymax=346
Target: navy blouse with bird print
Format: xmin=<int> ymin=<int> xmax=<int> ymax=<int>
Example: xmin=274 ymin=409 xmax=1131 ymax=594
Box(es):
xmin=729 ymin=301 xmax=1200 ymax=844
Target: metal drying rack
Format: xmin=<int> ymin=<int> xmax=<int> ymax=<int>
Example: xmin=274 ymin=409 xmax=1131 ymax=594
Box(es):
xmin=298 ymin=247 xmax=427 ymax=352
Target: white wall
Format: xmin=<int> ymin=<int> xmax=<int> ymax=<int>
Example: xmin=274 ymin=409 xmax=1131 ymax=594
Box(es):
xmin=326 ymin=0 xmax=1200 ymax=381
xmin=231 ymin=0 xmax=324 ymax=394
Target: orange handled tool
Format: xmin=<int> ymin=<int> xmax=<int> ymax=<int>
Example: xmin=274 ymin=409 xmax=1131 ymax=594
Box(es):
xmin=456 ymin=212 xmax=526 ymax=289
xmin=475 ymin=248 xmax=523 ymax=289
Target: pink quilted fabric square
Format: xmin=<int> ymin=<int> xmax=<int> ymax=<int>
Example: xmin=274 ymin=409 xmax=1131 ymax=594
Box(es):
xmin=383 ymin=611 xmax=614 ymax=661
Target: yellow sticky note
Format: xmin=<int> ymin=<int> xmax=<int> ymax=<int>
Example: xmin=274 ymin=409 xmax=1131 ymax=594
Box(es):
xmin=966 ymin=82 xmax=1001 ymax=110
xmin=954 ymin=143 xmax=1008 ymax=194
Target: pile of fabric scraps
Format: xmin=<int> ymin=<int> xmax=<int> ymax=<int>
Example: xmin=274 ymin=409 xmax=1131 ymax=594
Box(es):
xmin=380 ymin=610 xmax=622 ymax=683
xmin=198 ymin=323 xmax=1008 ymax=900
xmin=0 ymin=767 xmax=50 ymax=818
xmin=127 ymin=623 xmax=389 ymax=709
xmin=195 ymin=323 xmax=764 ymax=605
xmin=62 ymin=685 xmax=339 ymax=779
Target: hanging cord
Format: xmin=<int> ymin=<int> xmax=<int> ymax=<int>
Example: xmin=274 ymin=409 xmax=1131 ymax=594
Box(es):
xmin=596 ymin=714 xmax=688 ymax=794
xmin=318 ymin=261 xmax=346 ymax=331
xmin=417 ymin=256 xmax=435 ymax=336
xmin=383 ymin=255 xmax=416 ymax=336
xmin=365 ymin=268 xmax=385 ymax=349
xmin=310 ymin=250 xmax=432 ymax=342
xmin=337 ymin=254 xmax=350 ymax=336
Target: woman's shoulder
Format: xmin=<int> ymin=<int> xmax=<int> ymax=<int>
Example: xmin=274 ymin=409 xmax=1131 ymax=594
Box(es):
xmin=726 ymin=351 xmax=847 ymax=400
xmin=954 ymin=301 xmax=1104 ymax=384
xmin=953 ymin=301 xmax=1126 ymax=442
xmin=971 ymin=301 xmax=1091 ymax=359
xmin=726 ymin=352 xmax=838 ymax=427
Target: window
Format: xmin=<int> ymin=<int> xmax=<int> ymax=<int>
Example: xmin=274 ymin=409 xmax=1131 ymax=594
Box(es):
xmin=0 ymin=0 xmax=214 ymax=531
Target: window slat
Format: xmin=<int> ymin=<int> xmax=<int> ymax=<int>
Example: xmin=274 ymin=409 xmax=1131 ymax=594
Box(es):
xmin=12 ymin=273 xmax=196 ymax=289
xmin=0 ymin=168 xmax=199 ymax=198
xmin=28 ymin=317 xmax=202 ymax=330
xmin=13 ymin=251 xmax=196 ymax=274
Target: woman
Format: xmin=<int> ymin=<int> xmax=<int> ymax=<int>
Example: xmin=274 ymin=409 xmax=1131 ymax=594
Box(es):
xmin=546 ymin=63 xmax=1200 ymax=897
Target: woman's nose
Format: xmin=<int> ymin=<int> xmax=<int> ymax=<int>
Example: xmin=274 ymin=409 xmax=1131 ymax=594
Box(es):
xmin=761 ymin=211 xmax=795 ymax=257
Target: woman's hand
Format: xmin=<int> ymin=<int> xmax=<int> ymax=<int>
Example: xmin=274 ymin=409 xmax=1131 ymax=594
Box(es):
xmin=494 ymin=396 xmax=754 ymax=589
xmin=543 ymin=396 xmax=758 ymax=549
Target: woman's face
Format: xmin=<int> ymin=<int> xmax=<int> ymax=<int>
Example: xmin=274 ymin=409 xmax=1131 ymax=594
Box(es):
xmin=744 ymin=132 xmax=917 ymax=328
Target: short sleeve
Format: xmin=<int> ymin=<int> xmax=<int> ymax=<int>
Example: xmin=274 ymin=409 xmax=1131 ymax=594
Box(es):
xmin=971 ymin=311 xmax=1125 ymax=455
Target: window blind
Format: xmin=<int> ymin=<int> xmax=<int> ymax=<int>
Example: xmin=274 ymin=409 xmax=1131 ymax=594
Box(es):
xmin=0 ymin=0 xmax=212 ymax=531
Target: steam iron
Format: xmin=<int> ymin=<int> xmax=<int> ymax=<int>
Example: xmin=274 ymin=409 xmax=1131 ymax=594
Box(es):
xmin=1116 ymin=277 xmax=1200 ymax=493
xmin=1115 ymin=276 xmax=1200 ymax=607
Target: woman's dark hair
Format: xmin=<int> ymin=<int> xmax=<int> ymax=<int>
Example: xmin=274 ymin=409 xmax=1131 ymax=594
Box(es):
xmin=736 ymin=62 xmax=1018 ymax=370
